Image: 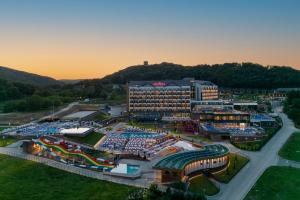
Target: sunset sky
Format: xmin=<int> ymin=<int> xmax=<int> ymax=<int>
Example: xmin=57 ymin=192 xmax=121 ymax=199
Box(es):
xmin=0 ymin=0 xmax=299 ymax=79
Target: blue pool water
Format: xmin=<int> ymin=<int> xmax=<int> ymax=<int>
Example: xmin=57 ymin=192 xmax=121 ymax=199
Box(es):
xmin=111 ymin=164 xmax=140 ymax=174
xmin=127 ymin=165 xmax=140 ymax=174
xmin=120 ymin=132 xmax=162 ymax=139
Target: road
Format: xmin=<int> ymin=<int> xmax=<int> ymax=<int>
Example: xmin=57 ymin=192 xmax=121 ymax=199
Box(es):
xmin=39 ymin=101 xmax=79 ymax=121
xmin=212 ymin=106 xmax=299 ymax=200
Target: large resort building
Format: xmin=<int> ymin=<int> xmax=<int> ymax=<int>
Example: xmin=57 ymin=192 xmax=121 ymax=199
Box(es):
xmin=127 ymin=78 xmax=218 ymax=120
xmin=127 ymin=78 xmax=270 ymax=142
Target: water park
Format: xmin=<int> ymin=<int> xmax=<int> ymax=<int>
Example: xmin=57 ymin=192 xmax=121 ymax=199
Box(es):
xmin=23 ymin=136 xmax=141 ymax=178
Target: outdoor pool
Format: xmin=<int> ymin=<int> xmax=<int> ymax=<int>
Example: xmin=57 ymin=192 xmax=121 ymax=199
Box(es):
xmin=111 ymin=164 xmax=140 ymax=175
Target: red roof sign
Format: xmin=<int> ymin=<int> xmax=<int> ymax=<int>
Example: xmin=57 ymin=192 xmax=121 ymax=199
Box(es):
xmin=152 ymin=82 xmax=166 ymax=87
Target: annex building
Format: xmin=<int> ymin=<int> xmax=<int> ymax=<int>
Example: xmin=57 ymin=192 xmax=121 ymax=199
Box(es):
xmin=153 ymin=144 xmax=229 ymax=182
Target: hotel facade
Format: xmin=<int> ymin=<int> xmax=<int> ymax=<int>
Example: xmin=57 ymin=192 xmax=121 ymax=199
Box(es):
xmin=127 ymin=78 xmax=219 ymax=120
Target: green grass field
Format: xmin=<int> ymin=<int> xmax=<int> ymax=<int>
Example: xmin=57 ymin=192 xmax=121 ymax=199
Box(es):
xmin=244 ymin=166 xmax=300 ymax=200
xmin=90 ymin=112 xmax=111 ymax=121
xmin=0 ymin=127 xmax=7 ymax=131
xmin=279 ymin=132 xmax=300 ymax=162
xmin=188 ymin=175 xmax=219 ymax=196
xmin=0 ymin=136 xmax=18 ymax=147
xmin=212 ymin=153 xmax=249 ymax=183
xmin=186 ymin=134 xmax=212 ymax=143
xmin=65 ymin=132 xmax=104 ymax=146
xmin=0 ymin=154 xmax=134 ymax=200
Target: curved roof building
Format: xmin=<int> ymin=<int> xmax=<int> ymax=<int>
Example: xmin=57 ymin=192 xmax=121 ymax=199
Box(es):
xmin=153 ymin=144 xmax=229 ymax=182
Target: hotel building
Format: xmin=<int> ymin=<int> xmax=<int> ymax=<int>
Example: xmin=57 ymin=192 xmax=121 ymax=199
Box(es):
xmin=127 ymin=78 xmax=219 ymax=120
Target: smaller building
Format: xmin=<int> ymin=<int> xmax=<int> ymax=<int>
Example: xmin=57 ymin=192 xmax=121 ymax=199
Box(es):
xmin=193 ymin=108 xmax=250 ymax=128
xmin=153 ymin=144 xmax=229 ymax=183
xmin=250 ymin=114 xmax=277 ymax=127
xmin=201 ymin=123 xmax=266 ymax=142
xmin=233 ymin=102 xmax=258 ymax=111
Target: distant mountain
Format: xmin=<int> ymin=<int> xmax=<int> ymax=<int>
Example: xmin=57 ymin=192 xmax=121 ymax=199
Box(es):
xmin=89 ymin=62 xmax=300 ymax=89
xmin=0 ymin=66 xmax=60 ymax=86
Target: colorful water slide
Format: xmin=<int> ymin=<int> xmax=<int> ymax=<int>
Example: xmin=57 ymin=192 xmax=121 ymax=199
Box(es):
xmin=34 ymin=138 xmax=114 ymax=169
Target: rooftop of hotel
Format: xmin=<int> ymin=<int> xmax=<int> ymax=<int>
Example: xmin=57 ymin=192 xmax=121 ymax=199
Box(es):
xmin=128 ymin=79 xmax=216 ymax=87
xmin=153 ymin=144 xmax=229 ymax=171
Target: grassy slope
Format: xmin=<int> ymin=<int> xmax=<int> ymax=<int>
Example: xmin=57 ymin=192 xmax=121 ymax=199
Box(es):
xmin=279 ymin=132 xmax=300 ymax=162
xmin=65 ymin=132 xmax=104 ymax=146
xmin=245 ymin=166 xmax=300 ymax=200
xmin=188 ymin=175 xmax=219 ymax=196
xmin=0 ymin=154 xmax=134 ymax=200
xmin=0 ymin=136 xmax=18 ymax=147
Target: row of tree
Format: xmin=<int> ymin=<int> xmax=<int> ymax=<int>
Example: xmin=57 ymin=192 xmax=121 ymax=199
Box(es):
xmin=2 ymin=95 xmax=72 ymax=113
xmin=127 ymin=184 xmax=206 ymax=200
xmin=97 ymin=62 xmax=300 ymax=89
xmin=0 ymin=77 xmax=127 ymax=112
xmin=284 ymin=91 xmax=300 ymax=128
xmin=0 ymin=79 xmax=35 ymax=101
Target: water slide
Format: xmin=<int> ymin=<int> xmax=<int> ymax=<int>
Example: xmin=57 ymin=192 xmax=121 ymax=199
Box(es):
xmin=33 ymin=138 xmax=114 ymax=170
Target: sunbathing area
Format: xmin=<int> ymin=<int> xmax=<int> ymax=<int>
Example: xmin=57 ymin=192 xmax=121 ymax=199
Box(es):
xmin=1 ymin=121 xmax=90 ymax=136
xmin=100 ymin=129 xmax=177 ymax=159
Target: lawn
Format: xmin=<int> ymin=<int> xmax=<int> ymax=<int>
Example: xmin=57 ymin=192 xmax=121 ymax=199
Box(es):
xmin=0 ymin=154 xmax=134 ymax=200
xmin=128 ymin=121 xmax=157 ymax=130
xmin=91 ymin=112 xmax=111 ymax=121
xmin=0 ymin=127 xmax=7 ymax=132
xmin=244 ymin=166 xmax=300 ymax=200
xmin=65 ymin=132 xmax=105 ymax=146
xmin=279 ymin=132 xmax=300 ymax=162
xmin=188 ymin=174 xmax=219 ymax=196
xmin=212 ymin=153 xmax=249 ymax=183
xmin=186 ymin=134 xmax=212 ymax=143
xmin=0 ymin=136 xmax=18 ymax=147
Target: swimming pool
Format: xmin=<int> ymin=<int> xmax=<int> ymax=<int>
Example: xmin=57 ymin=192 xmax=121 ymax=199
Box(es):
xmin=120 ymin=132 xmax=163 ymax=139
xmin=110 ymin=164 xmax=140 ymax=175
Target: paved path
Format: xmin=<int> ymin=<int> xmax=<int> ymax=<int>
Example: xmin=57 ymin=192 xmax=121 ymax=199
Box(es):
xmin=210 ymin=106 xmax=299 ymax=200
xmin=278 ymin=157 xmax=300 ymax=169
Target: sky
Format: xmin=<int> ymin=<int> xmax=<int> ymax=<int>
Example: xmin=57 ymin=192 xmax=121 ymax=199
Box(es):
xmin=0 ymin=0 xmax=299 ymax=79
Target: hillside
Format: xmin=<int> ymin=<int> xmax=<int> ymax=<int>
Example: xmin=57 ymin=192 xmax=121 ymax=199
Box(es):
xmin=95 ymin=62 xmax=300 ymax=89
xmin=0 ymin=66 xmax=60 ymax=86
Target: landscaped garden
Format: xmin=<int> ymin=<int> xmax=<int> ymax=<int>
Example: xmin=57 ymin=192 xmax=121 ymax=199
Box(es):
xmin=244 ymin=166 xmax=300 ymax=200
xmin=0 ymin=154 xmax=134 ymax=200
xmin=65 ymin=131 xmax=104 ymax=146
xmin=188 ymin=174 xmax=219 ymax=196
xmin=279 ymin=132 xmax=300 ymax=162
xmin=212 ymin=153 xmax=249 ymax=183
